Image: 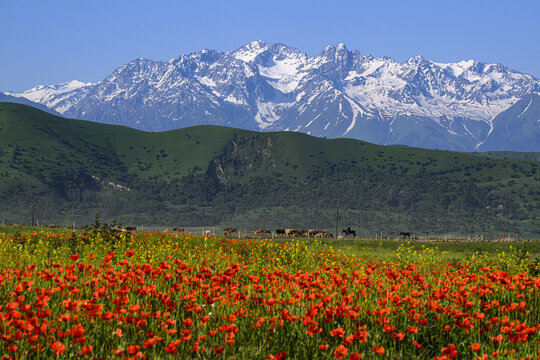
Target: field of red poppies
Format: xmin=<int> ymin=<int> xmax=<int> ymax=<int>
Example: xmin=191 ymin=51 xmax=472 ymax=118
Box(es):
xmin=0 ymin=229 xmax=538 ymax=359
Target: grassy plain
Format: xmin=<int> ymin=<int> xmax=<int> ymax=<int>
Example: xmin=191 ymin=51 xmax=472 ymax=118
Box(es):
xmin=274 ymin=238 xmax=540 ymax=261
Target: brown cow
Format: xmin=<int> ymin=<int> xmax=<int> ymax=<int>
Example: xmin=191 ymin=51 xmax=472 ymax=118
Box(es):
xmin=224 ymin=227 xmax=237 ymax=235
xmin=125 ymin=226 xmax=137 ymax=231
xmin=172 ymin=227 xmax=185 ymax=232
xmin=254 ymin=229 xmax=271 ymax=235
xmin=315 ymin=230 xmax=333 ymax=238
xmin=285 ymin=229 xmax=297 ymax=237
xmin=297 ymin=230 xmax=308 ymax=237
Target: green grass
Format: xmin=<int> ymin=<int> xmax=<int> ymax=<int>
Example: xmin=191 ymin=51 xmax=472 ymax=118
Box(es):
xmin=327 ymin=238 xmax=540 ymax=259
xmin=476 ymin=151 xmax=540 ymax=161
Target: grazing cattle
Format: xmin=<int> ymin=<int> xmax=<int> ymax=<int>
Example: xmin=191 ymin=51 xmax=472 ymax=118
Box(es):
xmin=315 ymin=230 xmax=333 ymax=238
xmin=275 ymin=229 xmax=286 ymax=236
xmin=254 ymin=229 xmax=271 ymax=235
xmin=285 ymin=229 xmax=297 ymax=236
xmin=203 ymin=229 xmax=213 ymax=235
xmin=172 ymin=227 xmax=185 ymax=232
xmin=125 ymin=226 xmax=137 ymax=232
xmin=224 ymin=227 xmax=237 ymax=235
xmin=400 ymin=232 xmax=411 ymax=239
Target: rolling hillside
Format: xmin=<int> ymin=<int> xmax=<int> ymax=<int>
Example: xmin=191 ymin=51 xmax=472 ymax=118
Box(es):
xmin=1 ymin=102 xmax=539 ymax=236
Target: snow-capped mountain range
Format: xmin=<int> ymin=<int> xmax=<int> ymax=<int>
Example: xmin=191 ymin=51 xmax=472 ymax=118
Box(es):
xmin=4 ymin=41 xmax=540 ymax=151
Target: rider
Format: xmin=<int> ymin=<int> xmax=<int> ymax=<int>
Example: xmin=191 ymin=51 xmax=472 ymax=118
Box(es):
xmin=347 ymin=226 xmax=351 ymax=234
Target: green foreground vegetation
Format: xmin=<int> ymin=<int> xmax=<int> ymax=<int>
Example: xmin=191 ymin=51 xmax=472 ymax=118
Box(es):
xmin=0 ymin=227 xmax=538 ymax=358
xmin=2 ymin=224 xmax=539 ymax=264
xmin=1 ymin=102 xmax=540 ymax=236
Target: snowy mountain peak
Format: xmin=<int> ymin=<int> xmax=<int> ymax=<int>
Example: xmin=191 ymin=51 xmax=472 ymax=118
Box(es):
xmin=5 ymin=41 xmax=540 ymax=151
xmin=6 ymin=80 xmax=92 ymax=107
xmin=458 ymin=59 xmax=476 ymax=69
xmin=233 ymin=40 xmax=269 ymax=62
xmin=407 ymin=55 xmax=428 ymax=64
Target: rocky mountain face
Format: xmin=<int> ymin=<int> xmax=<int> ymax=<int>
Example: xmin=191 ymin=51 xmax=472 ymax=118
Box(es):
xmin=5 ymin=41 xmax=540 ymax=151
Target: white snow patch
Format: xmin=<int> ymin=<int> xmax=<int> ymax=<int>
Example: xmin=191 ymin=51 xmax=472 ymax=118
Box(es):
xmin=462 ymin=124 xmax=477 ymax=139
xmin=196 ymin=76 xmax=217 ymax=88
xmin=243 ymin=64 xmax=255 ymax=77
xmin=305 ymin=113 xmax=323 ymax=128
xmin=232 ymin=41 xmax=269 ymax=62
xmin=254 ymin=101 xmax=293 ymax=129
xmin=518 ymin=98 xmax=532 ymax=118
xmin=257 ymin=56 xmax=307 ymax=93
xmin=10 ymin=80 xmax=92 ymax=113
xmin=343 ymin=97 xmax=365 ymax=135
xmin=224 ymin=93 xmax=246 ymax=105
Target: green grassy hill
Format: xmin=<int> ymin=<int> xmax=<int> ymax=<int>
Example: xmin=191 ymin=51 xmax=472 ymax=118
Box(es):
xmin=476 ymin=151 xmax=540 ymax=161
xmin=1 ymin=102 xmax=539 ymax=236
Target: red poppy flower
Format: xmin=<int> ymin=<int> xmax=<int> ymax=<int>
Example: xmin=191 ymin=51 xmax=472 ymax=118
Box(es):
xmin=213 ymin=346 xmax=224 ymax=356
xmin=50 ymin=341 xmax=66 ymax=355
xmin=266 ymin=351 xmax=286 ymax=360
xmin=334 ymin=345 xmax=348 ymax=359
xmin=330 ymin=327 xmax=346 ymax=337
xmin=441 ymin=344 xmax=457 ymax=359
xmin=128 ymin=345 xmax=140 ymax=355
xmin=182 ymin=318 xmax=193 ymax=327
xmin=70 ymin=254 xmax=79 ymax=261
xmin=372 ymin=346 xmax=384 ymax=355
xmin=492 ymin=335 xmax=503 ymax=343
xmin=165 ymin=340 xmax=180 ymax=354
xmin=78 ymin=345 xmax=93 ymax=356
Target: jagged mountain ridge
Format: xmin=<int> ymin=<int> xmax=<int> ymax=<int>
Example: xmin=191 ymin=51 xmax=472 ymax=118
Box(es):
xmin=6 ymin=41 xmax=540 ymax=151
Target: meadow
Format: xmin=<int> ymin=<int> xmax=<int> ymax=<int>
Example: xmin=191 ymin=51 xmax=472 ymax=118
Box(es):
xmin=0 ymin=226 xmax=538 ymax=359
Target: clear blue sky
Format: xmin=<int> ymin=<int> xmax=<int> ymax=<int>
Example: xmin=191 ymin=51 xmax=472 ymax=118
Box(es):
xmin=2 ymin=0 xmax=539 ymax=92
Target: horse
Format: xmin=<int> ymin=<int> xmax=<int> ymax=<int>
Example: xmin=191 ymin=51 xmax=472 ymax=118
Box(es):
xmin=341 ymin=228 xmax=356 ymax=238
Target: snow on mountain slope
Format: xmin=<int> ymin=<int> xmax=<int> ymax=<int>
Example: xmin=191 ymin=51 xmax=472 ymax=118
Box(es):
xmin=7 ymin=41 xmax=540 ymax=151
xmin=6 ymin=80 xmax=93 ymax=113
